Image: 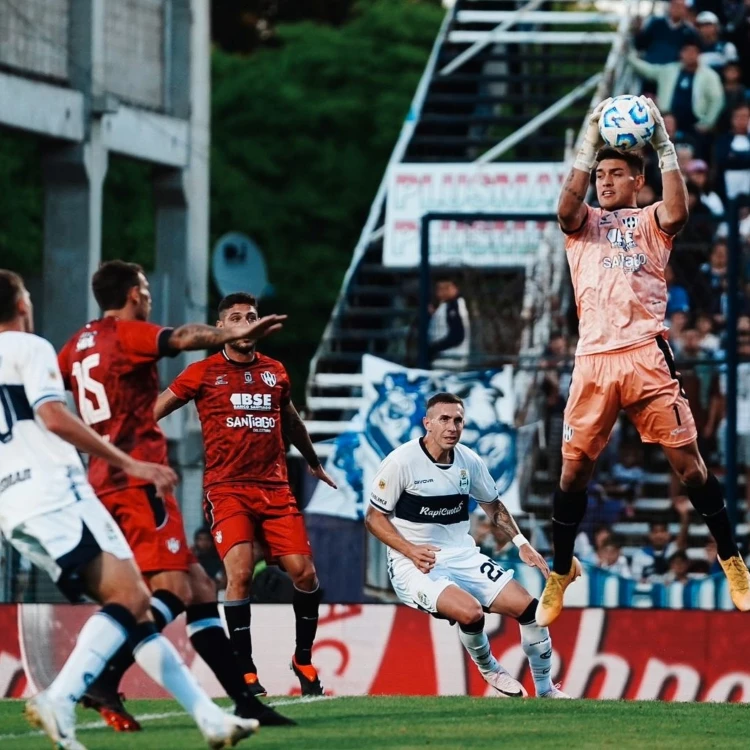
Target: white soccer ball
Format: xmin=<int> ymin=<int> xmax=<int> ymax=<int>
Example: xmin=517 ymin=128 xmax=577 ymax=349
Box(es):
xmin=598 ymin=95 xmax=655 ymax=152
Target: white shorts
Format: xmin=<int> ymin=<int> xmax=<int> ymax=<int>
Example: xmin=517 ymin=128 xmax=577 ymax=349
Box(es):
xmin=4 ymin=490 xmax=132 ymax=588
xmin=388 ymin=545 xmax=515 ymax=613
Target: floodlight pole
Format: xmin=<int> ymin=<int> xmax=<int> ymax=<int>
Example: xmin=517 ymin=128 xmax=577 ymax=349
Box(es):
xmin=725 ymin=199 xmax=740 ymax=531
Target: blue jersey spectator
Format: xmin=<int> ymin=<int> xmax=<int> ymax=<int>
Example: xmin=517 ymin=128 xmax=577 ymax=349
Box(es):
xmin=634 ymin=0 xmax=701 ymax=65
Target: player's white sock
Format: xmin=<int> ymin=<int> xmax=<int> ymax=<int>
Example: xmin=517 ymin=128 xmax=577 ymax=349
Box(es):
xmin=520 ymin=622 xmax=554 ymax=695
xmin=46 ymin=610 xmax=128 ymax=704
xmin=458 ymin=617 xmax=499 ymax=674
xmin=132 ymin=629 xmax=223 ymax=726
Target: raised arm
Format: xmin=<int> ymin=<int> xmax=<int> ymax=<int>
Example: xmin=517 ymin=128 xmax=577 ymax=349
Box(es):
xmin=167 ymin=314 xmax=286 ymax=352
xmin=154 ymin=388 xmax=188 ymax=422
xmin=558 ymin=98 xmax=610 ymax=233
xmin=644 ymin=98 xmax=688 ymax=235
xmin=281 ymin=401 xmax=337 ymax=488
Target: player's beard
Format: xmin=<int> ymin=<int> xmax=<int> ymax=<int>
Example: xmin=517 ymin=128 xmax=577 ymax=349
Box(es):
xmin=228 ymin=339 xmax=256 ymax=357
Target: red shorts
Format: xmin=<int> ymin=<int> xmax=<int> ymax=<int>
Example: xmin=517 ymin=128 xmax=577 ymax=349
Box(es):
xmin=203 ymin=484 xmax=312 ymax=562
xmin=562 ymin=337 xmax=697 ymax=461
xmin=99 ymin=486 xmax=194 ymax=574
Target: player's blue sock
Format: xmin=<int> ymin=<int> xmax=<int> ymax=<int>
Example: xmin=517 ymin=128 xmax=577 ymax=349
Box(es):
xmin=520 ymin=622 xmax=553 ymax=696
xmin=46 ymin=604 xmax=135 ymax=704
xmin=458 ymin=616 xmax=498 ymax=674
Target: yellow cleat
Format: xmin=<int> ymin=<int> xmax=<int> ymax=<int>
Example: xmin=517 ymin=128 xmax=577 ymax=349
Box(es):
xmin=719 ymin=555 xmax=750 ymax=611
xmin=536 ymin=556 xmax=582 ymax=627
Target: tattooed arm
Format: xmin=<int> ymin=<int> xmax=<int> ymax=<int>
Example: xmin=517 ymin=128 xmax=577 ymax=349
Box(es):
xmin=557 ymin=169 xmax=591 ymax=234
xmin=478 ymin=498 xmax=550 ymax=577
xmin=558 ymin=98 xmax=612 ymax=233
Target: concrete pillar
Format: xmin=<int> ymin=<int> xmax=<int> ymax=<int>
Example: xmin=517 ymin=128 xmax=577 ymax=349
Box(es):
xmin=41 ymin=128 xmax=107 ymax=347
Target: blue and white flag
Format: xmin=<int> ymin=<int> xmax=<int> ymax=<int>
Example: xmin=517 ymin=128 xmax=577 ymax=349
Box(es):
xmin=307 ymin=355 xmax=520 ymax=520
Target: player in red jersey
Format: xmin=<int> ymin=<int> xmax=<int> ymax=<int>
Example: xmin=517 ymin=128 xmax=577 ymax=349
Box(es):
xmin=154 ymin=292 xmax=337 ymax=697
xmin=58 ymin=261 xmax=293 ymax=729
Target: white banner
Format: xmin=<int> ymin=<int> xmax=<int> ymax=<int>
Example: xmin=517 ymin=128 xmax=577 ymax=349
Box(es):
xmin=307 ymin=355 xmax=520 ymax=520
xmin=384 ymin=162 xmax=567 ymax=267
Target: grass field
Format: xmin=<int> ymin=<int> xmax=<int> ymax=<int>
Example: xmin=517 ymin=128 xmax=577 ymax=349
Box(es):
xmin=2 ymin=695 xmax=750 ymax=749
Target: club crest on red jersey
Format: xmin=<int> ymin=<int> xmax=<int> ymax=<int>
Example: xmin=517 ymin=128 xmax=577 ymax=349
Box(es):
xmin=261 ymin=371 xmax=277 ymax=387
xmin=244 ymin=371 xmax=253 ymax=384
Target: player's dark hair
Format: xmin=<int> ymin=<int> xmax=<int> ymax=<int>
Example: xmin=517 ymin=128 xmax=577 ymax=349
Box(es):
xmin=92 ymin=260 xmax=144 ymax=311
xmin=433 ymin=274 xmax=458 ymax=286
xmin=218 ymin=292 xmax=258 ymax=318
xmin=595 ymin=147 xmax=645 ymax=176
xmin=0 ymin=270 xmax=25 ymax=323
xmin=426 ymin=392 xmax=464 ymax=413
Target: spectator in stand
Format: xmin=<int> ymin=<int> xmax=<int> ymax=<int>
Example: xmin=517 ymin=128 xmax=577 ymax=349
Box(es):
xmin=629 ymin=40 xmax=725 ymax=143
xmin=631 ymin=511 xmax=690 ymax=582
xmin=695 ymin=240 xmax=729 ymax=326
xmin=428 ymin=276 xmax=471 ymax=370
xmin=666 ymin=263 xmax=692 ymax=317
xmin=575 ymin=523 xmax=613 ymax=566
xmin=667 ymin=309 xmax=690 ymax=342
xmin=594 ymin=535 xmax=632 ymax=578
xmin=192 ymin=527 xmax=227 ymax=594
xmin=696 ymin=11 xmax=739 ymax=71
xmin=695 ymin=310 xmax=722 ymax=353
xmin=685 ymin=158 xmax=725 ymax=215
xmin=678 ymin=181 xmax=718 ymax=247
xmin=719 ymin=62 xmax=750 ymax=130
xmin=601 ymin=444 xmax=646 ymax=511
xmin=665 ymin=550 xmax=691 ymax=583
xmin=634 ymin=0 xmax=701 ymax=66
xmin=715 ymin=102 xmax=750 ymax=200
xmin=664 ymin=112 xmax=698 ymax=154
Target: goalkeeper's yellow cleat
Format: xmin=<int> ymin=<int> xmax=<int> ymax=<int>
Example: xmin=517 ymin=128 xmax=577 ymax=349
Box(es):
xmin=719 ymin=555 xmax=750 ymax=611
xmin=536 ymin=556 xmax=582 ymax=627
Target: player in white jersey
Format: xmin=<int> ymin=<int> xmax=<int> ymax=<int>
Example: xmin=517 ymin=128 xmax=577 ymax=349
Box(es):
xmin=366 ymin=392 xmax=569 ymax=699
xmin=0 ymin=270 xmax=263 ymax=750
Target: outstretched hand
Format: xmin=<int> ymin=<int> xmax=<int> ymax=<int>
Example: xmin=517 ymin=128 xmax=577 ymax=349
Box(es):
xmin=519 ymin=544 xmax=551 ymax=579
xmin=245 ymin=314 xmax=288 ymax=341
xmin=583 ymin=97 xmax=613 ymax=149
xmin=309 ymin=463 xmax=337 ymax=489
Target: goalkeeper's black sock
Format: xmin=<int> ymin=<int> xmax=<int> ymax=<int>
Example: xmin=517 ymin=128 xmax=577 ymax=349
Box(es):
xmin=686 ymin=473 xmax=739 ymax=560
xmin=551 ymin=488 xmax=588 ymax=575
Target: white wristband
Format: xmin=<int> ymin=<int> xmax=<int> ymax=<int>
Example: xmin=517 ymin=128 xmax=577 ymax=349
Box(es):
xmin=512 ymin=533 xmax=529 ymax=548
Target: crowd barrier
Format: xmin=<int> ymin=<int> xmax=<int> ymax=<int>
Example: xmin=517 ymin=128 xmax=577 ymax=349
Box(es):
xmin=1 ymin=603 xmax=749 ymax=702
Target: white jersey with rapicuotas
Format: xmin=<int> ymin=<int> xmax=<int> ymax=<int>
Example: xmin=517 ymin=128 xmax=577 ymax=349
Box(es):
xmin=0 ymin=331 xmax=86 ymax=530
xmin=369 ymin=437 xmax=499 ymax=557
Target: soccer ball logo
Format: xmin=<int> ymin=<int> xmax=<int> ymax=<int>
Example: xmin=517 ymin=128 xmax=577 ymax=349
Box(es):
xmin=598 ymin=95 xmax=655 ymax=152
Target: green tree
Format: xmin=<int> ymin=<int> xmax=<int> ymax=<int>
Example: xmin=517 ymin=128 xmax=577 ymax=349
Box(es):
xmin=211 ymin=0 xmax=443 ymax=396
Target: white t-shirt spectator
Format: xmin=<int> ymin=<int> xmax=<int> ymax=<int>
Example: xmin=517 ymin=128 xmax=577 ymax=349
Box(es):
xmin=596 ymin=554 xmax=633 ymax=578
xmin=724 ymin=134 xmax=750 ymax=199
xmin=631 ymin=542 xmax=679 ymax=581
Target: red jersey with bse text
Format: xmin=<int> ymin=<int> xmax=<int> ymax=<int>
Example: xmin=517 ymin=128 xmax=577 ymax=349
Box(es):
xmin=168 ymin=350 xmax=291 ymax=488
xmin=58 ymin=318 xmax=175 ymax=497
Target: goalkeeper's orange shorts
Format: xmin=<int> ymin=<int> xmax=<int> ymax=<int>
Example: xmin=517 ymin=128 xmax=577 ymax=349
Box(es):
xmin=561 ymin=335 xmax=697 ymax=461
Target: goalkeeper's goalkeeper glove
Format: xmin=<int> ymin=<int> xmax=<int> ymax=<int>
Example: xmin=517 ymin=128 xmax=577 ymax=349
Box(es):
xmin=574 ymin=98 xmax=612 ymax=173
xmin=640 ymin=96 xmax=679 ymax=173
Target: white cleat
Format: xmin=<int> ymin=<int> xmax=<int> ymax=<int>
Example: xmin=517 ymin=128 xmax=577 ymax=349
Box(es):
xmin=482 ymin=668 xmax=528 ymax=698
xmin=24 ymin=691 xmax=87 ymax=750
xmin=539 ymin=683 xmax=572 ymax=699
xmin=201 ymin=713 xmax=260 ymax=749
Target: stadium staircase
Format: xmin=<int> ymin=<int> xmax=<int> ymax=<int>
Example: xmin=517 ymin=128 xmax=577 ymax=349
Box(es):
xmin=302 ymin=0 xmax=627 ymax=458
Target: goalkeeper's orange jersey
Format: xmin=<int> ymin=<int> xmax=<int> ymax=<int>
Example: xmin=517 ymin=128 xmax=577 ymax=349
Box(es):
xmin=563 ymin=202 xmax=674 ymax=355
